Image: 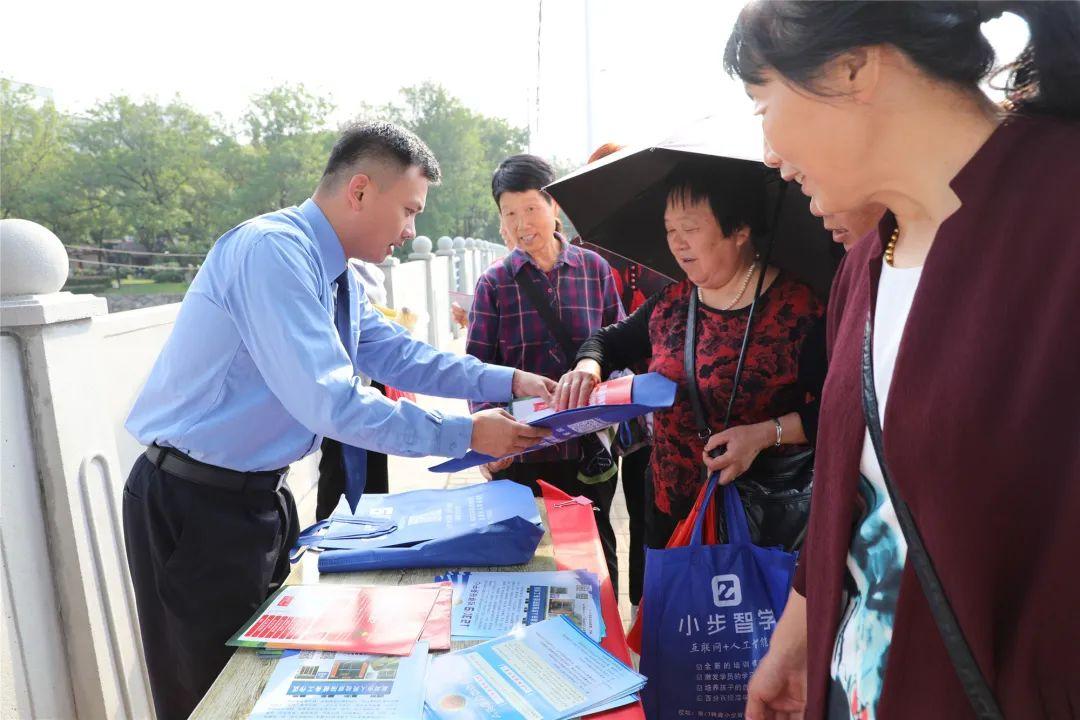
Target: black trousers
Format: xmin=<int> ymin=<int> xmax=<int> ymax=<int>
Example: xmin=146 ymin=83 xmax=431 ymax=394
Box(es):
xmin=122 ymin=455 xmax=299 ymax=720
xmin=496 ymin=459 xmax=620 ymax=595
xmin=620 ymin=445 xmax=651 ymax=605
xmin=315 ymin=437 xmax=390 ymax=521
xmin=644 ymin=466 xmax=683 ymax=551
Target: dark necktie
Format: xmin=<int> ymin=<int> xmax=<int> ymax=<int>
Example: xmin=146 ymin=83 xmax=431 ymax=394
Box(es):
xmin=334 ymin=269 xmax=368 ymax=513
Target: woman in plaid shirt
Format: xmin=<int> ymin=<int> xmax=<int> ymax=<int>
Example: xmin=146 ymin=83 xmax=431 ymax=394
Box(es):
xmin=466 ymin=154 xmax=625 ymax=589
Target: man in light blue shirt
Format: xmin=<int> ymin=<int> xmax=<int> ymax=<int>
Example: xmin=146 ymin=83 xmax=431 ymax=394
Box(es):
xmin=122 ymin=121 xmax=553 ymax=720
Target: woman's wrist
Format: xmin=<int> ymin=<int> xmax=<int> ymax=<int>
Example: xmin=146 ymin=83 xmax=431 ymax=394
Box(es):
xmin=754 ymin=420 xmax=778 ymax=452
xmin=574 ymin=359 xmax=602 ymax=382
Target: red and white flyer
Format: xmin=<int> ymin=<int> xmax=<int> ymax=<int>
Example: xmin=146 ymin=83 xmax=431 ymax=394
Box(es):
xmin=511 ymin=374 xmax=635 ymax=422
xmin=228 ymin=583 xmax=443 ymax=655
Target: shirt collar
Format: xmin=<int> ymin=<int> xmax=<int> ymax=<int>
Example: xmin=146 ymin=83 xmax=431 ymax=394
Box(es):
xmin=300 ymin=198 xmax=347 ymax=284
xmin=507 ymin=233 xmax=581 ymax=275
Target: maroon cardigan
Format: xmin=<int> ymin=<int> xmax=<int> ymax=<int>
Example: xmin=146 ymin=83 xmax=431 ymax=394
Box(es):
xmin=795 ymin=114 xmax=1080 ymax=718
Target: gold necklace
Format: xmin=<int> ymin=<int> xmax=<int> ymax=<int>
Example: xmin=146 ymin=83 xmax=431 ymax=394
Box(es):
xmin=698 ymin=261 xmax=757 ymax=311
xmin=884 ymin=227 xmax=900 ymax=267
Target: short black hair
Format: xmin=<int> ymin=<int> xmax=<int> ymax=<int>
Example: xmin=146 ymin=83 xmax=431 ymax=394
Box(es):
xmin=664 ymin=163 xmax=766 ymax=240
xmin=322 ymin=121 xmax=441 ymax=187
xmin=724 ymin=1 xmax=1080 ymax=120
xmin=491 ymin=154 xmax=555 ymax=206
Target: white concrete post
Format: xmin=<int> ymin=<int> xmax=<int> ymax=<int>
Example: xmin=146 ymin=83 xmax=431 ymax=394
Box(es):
xmin=465 ymin=238 xmax=481 ymax=290
xmin=453 ymin=237 xmax=472 ymax=294
xmin=436 ymin=236 xmax=462 ymax=339
xmin=377 ymin=253 xmax=401 ymax=307
xmin=477 ymin=239 xmax=489 ymax=269
xmin=408 ymin=236 xmax=450 ymax=349
xmin=0 ymin=220 xmax=155 ymax=719
xmin=474 ymin=239 xmax=487 ymax=279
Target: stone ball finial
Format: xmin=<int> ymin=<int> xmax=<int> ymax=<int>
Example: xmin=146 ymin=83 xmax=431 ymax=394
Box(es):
xmin=1 ymin=219 xmax=69 ymax=296
xmin=411 ymin=236 xmax=432 ymax=255
xmin=453 ymin=236 xmax=466 ymax=250
xmin=465 ymin=237 xmax=477 ymax=249
xmin=437 ymin=235 xmax=453 ymax=252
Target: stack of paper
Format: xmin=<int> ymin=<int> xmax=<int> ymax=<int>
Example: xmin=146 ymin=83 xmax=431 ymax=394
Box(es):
xmin=435 ymin=570 xmax=605 ymax=642
xmin=249 ymin=643 xmax=430 ymax=720
xmin=228 ymin=583 xmax=452 ymax=655
xmin=423 ymin=616 xmax=646 ymax=720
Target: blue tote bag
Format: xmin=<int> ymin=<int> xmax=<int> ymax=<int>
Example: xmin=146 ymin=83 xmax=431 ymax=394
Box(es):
xmin=293 ymin=480 xmax=545 ymax=572
xmin=639 ymin=475 xmax=796 ymax=719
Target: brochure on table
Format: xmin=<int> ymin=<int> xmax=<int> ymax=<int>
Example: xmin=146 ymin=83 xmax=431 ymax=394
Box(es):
xmin=249 ymin=643 xmax=430 ymax=720
xmin=423 ymin=616 xmax=646 ymax=720
xmin=436 ymin=570 xmax=605 ymax=642
xmin=227 ymin=584 xmax=446 ymax=655
xmin=429 ymin=373 xmax=676 ymax=473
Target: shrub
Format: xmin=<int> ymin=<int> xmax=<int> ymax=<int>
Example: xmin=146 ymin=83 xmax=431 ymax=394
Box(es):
xmin=151 ymin=270 xmax=185 ymax=283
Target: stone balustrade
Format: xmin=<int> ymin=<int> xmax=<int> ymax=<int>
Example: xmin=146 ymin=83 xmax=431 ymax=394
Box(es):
xmin=0 ymin=218 xmax=504 ymax=718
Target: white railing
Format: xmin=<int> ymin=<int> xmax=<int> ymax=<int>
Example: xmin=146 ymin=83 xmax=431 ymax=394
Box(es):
xmin=0 ymin=219 xmax=507 ymax=719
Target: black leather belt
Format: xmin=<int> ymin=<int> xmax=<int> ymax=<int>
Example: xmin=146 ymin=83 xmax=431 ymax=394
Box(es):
xmin=144 ymin=444 xmax=288 ymax=493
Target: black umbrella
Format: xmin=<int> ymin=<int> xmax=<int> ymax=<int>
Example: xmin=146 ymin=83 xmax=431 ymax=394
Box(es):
xmin=546 ymin=117 xmax=842 ymax=297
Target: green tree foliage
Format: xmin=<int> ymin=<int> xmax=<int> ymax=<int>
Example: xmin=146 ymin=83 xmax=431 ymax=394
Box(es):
xmin=70 ymin=96 xmax=228 ymax=250
xmin=379 ymin=82 xmax=529 ymax=242
xmin=0 ymin=81 xmax=527 ymax=252
xmin=236 ymin=84 xmax=337 ymax=215
xmin=1 ymin=80 xmax=72 ymax=229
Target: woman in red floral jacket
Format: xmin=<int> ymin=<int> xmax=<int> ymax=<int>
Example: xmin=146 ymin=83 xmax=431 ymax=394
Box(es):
xmin=556 ymin=164 xmax=826 ymax=551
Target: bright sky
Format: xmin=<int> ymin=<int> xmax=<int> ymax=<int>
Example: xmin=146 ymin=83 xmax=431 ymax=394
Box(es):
xmin=3 ymin=0 xmax=1029 ymax=165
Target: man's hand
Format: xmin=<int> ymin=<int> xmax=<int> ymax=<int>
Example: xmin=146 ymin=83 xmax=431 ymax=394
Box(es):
xmin=512 ymin=370 xmax=557 ymax=404
xmin=746 ymin=590 xmax=807 ymax=720
xmin=470 ymin=408 xmax=550 ymax=457
xmin=554 ymin=359 xmax=602 ymax=411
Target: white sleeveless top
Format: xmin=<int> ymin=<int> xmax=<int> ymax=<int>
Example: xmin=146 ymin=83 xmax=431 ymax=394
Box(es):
xmin=830 ymin=261 xmax=923 ymax=720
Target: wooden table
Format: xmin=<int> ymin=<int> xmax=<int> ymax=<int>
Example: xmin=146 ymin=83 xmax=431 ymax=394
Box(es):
xmin=190 ymin=501 xmax=557 ymax=719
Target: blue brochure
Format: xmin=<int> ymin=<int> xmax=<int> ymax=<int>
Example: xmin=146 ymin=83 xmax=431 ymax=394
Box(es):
xmin=250 ymin=643 xmax=430 ymax=719
xmin=435 ymin=570 xmax=606 ymax=641
xmin=423 ymin=616 xmax=646 ymax=720
xmin=429 ymin=373 xmax=676 ymax=473
xmin=295 ymin=481 xmax=545 ymax=572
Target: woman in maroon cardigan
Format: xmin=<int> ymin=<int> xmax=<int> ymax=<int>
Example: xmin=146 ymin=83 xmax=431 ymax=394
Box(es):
xmin=724 ymin=2 xmax=1080 ymax=719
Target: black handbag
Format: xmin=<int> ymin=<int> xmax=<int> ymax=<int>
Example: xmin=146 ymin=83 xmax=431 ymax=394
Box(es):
xmin=684 ymin=282 xmax=814 ymax=552
xmin=861 ymin=311 xmax=1003 ymax=718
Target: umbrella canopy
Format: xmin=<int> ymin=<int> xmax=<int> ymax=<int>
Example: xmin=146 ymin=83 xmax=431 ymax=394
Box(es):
xmin=547 ymin=117 xmax=842 ymax=297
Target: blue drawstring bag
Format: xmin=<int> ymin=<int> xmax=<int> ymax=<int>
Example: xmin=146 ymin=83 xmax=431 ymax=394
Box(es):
xmin=639 ymin=475 xmax=796 ymax=719
xmin=293 ymin=480 xmax=544 ymax=572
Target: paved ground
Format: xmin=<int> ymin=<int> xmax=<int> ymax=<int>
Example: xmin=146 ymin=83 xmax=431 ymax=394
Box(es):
xmin=294 ymin=338 xmax=637 ymax=630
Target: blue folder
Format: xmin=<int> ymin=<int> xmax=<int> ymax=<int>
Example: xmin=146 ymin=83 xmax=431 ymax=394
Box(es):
xmin=430 ymin=372 xmax=676 ymax=473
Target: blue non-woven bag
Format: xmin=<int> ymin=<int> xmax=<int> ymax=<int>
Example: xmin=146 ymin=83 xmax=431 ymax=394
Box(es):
xmin=294 ymin=480 xmax=545 ymax=572
xmin=639 ymin=475 xmax=796 ymax=719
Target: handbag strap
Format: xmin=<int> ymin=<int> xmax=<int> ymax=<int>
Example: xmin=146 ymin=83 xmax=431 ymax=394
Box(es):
xmin=683 ymin=179 xmax=787 ymax=442
xmin=860 ymin=311 xmax=1003 ymax=719
xmin=684 ymin=248 xmax=772 ymax=441
xmin=684 ymin=289 xmax=712 ymax=440
xmin=506 ymin=256 xmax=577 ymax=362
xmin=691 ymin=474 xmax=753 ymax=547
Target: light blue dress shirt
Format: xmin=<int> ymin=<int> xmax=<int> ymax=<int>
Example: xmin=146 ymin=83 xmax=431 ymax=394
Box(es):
xmin=126 ymin=198 xmax=514 ymax=471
